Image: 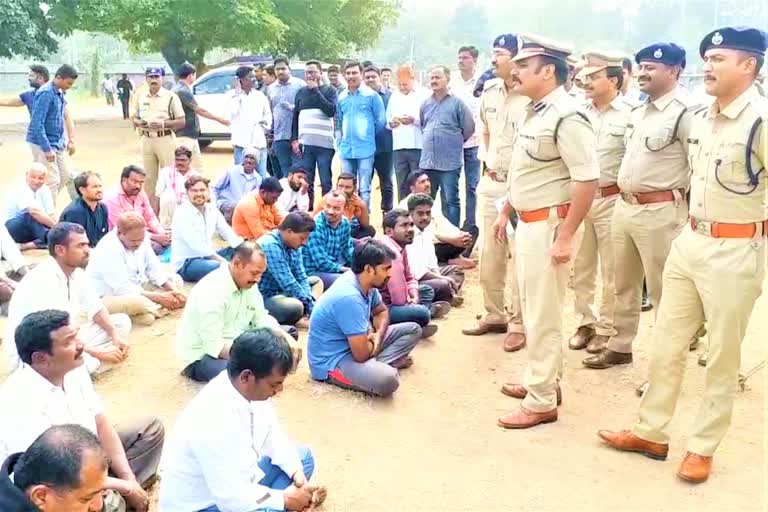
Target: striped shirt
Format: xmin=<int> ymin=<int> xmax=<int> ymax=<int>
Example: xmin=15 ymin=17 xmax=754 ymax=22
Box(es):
xmin=292 ymin=85 xmax=337 ymax=149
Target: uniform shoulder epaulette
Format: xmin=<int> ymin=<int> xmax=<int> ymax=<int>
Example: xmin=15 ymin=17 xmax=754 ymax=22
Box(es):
xmin=554 ymin=110 xmax=591 ymax=145
xmin=630 ymin=103 xmax=645 ymax=111
xmin=483 ymin=78 xmax=503 ymax=91
xmin=688 ymin=105 xmax=708 ymax=118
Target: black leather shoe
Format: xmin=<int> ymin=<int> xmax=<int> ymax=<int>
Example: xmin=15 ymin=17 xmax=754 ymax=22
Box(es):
xmin=583 ymin=349 xmax=633 ymax=369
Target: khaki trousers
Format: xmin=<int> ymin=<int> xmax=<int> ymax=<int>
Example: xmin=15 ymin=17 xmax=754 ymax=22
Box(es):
xmin=517 ymin=210 xmax=583 ymax=412
xmin=141 ymin=135 xmax=177 ymax=204
xmin=608 ymin=197 xmax=688 ymax=353
xmin=100 ymin=278 xmax=183 ymax=325
xmin=175 ymin=136 xmax=204 ymax=173
xmin=632 ymin=226 xmax=765 ymax=455
xmin=477 ymin=175 xmax=523 ymax=332
xmin=573 ymin=194 xmax=618 ymax=336
xmin=29 ymin=143 xmax=75 ymax=204
xmin=116 ymin=416 xmax=165 ymax=487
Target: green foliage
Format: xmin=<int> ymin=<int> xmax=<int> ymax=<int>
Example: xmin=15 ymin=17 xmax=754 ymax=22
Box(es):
xmin=0 ymin=0 xmax=58 ymax=58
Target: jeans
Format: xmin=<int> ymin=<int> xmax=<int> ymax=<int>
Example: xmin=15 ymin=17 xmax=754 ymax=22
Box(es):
xmin=233 ymin=146 xmax=268 ymax=180
xmin=177 ymin=248 xmax=235 ymax=283
xmin=197 ymin=445 xmax=315 ymax=512
xmin=393 ymin=149 xmax=422 ymax=201
xmin=119 ymin=96 xmax=130 ymax=119
xmin=425 ymin=168 xmax=461 ymax=227
xmin=5 ymin=212 xmax=49 ymax=246
xmin=351 ymin=222 xmax=376 ymax=240
xmin=264 ymin=295 xmax=305 ymax=325
xmin=373 ymin=151 xmax=394 ymax=212
xmin=462 ymin=146 xmax=481 ymax=230
xmin=314 ymin=271 xmax=344 ymax=290
xmin=182 ymin=355 xmax=228 ymax=382
xmin=301 ymin=145 xmax=335 ymax=208
xmin=387 ymin=284 xmax=435 ymax=326
xmin=271 ymin=140 xmax=298 ymax=179
xmin=340 ymin=156 xmax=376 ymax=210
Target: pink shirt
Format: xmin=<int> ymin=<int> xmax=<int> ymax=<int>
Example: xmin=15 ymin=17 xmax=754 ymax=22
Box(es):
xmin=105 ymin=189 xmax=163 ymax=234
xmin=377 ymin=234 xmax=418 ymax=306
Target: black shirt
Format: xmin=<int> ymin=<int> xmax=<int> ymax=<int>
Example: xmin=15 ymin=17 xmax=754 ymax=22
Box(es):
xmin=116 ymin=79 xmax=133 ymax=99
xmin=172 ymin=82 xmax=200 ymax=138
xmin=60 ymin=197 xmax=109 ymax=247
xmin=0 ymin=454 xmax=37 ymax=512
xmin=290 ymin=85 xmax=337 ymax=141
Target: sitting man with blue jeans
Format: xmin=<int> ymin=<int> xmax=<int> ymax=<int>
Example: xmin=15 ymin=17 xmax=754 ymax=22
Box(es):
xmin=308 ymin=240 xmax=423 ymax=397
xmin=258 ymin=212 xmax=323 ymax=326
xmin=171 ymin=174 xmax=243 ymax=282
xmin=302 ymin=191 xmax=354 ymax=289
xmin=161 ymin=328 xmax=326 ymax=512
xmin=3 ymin=162 xmax=57 ymax=250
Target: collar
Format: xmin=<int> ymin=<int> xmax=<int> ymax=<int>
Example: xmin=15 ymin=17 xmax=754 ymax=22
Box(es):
xmin=270 ymin=230 xmax=289 ymax=251
xmin=317 ymin=211 xmax=342 ymax=230
xmin=586 ymin=92 xmax=625 ymax=113
xmin=529 ymin=86 xmax=567 ymax=114
xmin=18 ymin=363 xmax=65 ymax=395
xmin=42 ymin=257 xmax=70 ymax=284
xmin=648 ymin=88 xmax=679 ymax=111
xmin=217 ymin=262 xmax=239 ymax=294
xmin=706 ymin=85 xmax=760 ymax=120
xmin=147 ymin=86 xmax=167 ymax=98
xmin=255 ymin=193 xmax=267 ymax=208
xmin=237 ymin=166 xmax=259 ymax=179
xmin=215 ymin=373 xmax=252 ymax=409
xmin=431 ymin=91 xmax=454 ymax=102
xmin=379 ymin=234 xmax=404 ymax=254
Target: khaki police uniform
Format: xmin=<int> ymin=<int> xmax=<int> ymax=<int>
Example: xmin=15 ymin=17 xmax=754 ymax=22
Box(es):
xmin=633 ymin=85 xmax=767 ymax=455
xmin=131 ymin=86 xmax=184 ymax=205
xmin=608 ymin=88 xmax=695 ymax=354
xmin=573 ymin=91 xmax=632 ymax=337
xmin=477 ymin=78 xmax=530 ymax=331
xmin=508 ymin=86 xmax=599 ymax=412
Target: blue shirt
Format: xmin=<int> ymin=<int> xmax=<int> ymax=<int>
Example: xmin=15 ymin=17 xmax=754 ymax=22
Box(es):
xmin=19 ymin=88 xmax=36 ymax=115
xmin=336 ymin=85 xmax=386 ymax=159
xmin=26 ymin=81 xmax=67 ymax=152
xmin=212 ymin=165 xmax=264 ymax=208
xmin=257 ymin=230 xmax=314 ymax=314
xmin=302 ymin=213 xmax=354 ymax=275
xmin=374 ymin=88 xmax=393 ymax=154
xmin=267 ymin=77 xmax=306 ymax=141
xmin=419 ymin=93 xmax=475 ymax=171
xmin=308 ymin=271 xmax=381 ymax=380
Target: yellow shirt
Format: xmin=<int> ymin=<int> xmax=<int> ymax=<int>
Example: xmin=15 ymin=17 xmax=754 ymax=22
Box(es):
xmin=131 ymin=85 xmax=184 ymax=124
xmin=507 ymin=86 xmax=599 ymax=211
xmin=479 ymin=79 xmax=530 ymax=177
xmin=688 ymin=85 xmax=768 ymax=224
xmin=618 ymin=88 xmax=695 ymax=193
xmin=584 ymin=94 xmax=633 ymax=187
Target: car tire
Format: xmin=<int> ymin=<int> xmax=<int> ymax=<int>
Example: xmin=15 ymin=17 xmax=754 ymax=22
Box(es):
xmin=199 ymin=139 xmax=213 ymax=150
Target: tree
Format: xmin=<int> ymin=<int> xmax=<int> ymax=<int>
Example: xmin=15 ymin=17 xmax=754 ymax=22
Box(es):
xmin=0 ymin=0 xmax=58 ymax=58
xmin=51 ymin=0 xmax=400 ymax=73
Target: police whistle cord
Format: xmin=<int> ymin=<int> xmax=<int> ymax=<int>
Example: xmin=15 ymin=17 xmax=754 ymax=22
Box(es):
xmin=739 ymin=360 xmax=767 ymax=391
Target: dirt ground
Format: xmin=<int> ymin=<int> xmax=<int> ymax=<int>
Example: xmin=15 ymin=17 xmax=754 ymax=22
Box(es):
xmin=0 ymin=112 xmax=765 ymax=511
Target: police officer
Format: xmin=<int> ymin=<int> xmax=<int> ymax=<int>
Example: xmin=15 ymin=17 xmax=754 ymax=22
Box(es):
xmin=493 ymin=34 xmax=599 ymax=429
xmin=462 ymin=34 xmax=530 ymax=353
xmin=568 ymin=52 xmax=632 ymax=354
xmin=583 ymin=43 xmax=696 ymax=370
xmin=599 ymin=26 xmax=767 ymax=484
xmin=131 ymin=67 xmax=185 ymax=212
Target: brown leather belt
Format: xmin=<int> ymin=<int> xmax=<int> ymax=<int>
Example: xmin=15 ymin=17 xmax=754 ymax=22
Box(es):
xmin=518 ymin=204 xmax=570 ymax=223
xmin=690 ymin=217 xmax=768 ymax=238
xmin=597 ymin=184 xmax=620 ymax=198
xmin=620 ymin=189 xmax=678 ymax=205
xmin=141 ymin=129 xmax=172 ymax=138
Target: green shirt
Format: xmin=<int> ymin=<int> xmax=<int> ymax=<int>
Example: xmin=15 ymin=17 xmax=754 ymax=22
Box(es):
xmin=176 ymin=264 xmax=281 ymax=364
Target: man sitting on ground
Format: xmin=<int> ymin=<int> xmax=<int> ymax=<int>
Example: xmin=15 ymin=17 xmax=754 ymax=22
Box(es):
xmin=0 ymin=225 xmax=30 ymax=315
xmin=177 ymin=242 xmax=297 ymax=383
xmin=157 ymin=146 xmax=197 ymax=228
xmin=399 ymin=171 xmax=477 ymax=269
xmin=3 ymin=163 xmax=56 ymax=251
xmin=105 ymin=165 xmax=171 ymax=255
xmin=406 ymin=193 xmax=465 ymax=306
xmin=160 ymin=328 xmax=326 ymax=512
xmin=313 ymin=173 xmax=375 ymax=239
xmin=60 ymin=172 xmax=109 ymax=247
xmin=0 ymin=310 xmax=164 ymax=512
xmin=0 ymin=425 xmax=109 ymax=512
xmin=87 ymin=212 xmax=186 ymax=327
xmin=378 ymin=209 xmax=448 ymax=337
xmin=213 ymin=148 xmax=264 ymax=224
xmin=308 ymin=240 xmax=422 ymax=396
xmin=277 ymin=165 xmax=310 ymax=214
xmin=232 ymin=177 xmax=285 ymax=240
xmin=3 ymin=223 xmax=131 ymax=374
xmin=303 ymin=191 xmax=354 ymax=289
xmin=171 ymin=175 xmax=243 ymax=283
xmin=258 ymin=212 xmax=323 ymax=327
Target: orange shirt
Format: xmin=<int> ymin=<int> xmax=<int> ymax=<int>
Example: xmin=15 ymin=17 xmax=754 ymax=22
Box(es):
xmin=232 ymin=193 xmax=284 ymax=239
xmin=312 ymin=194 xmax=361 ymax=221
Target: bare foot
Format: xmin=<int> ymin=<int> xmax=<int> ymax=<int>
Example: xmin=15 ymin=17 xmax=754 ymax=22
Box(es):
xmin=309 ymin=486 xmax=328 ymax=511
xmin=391 ymin=355 xmax=414 ymax=370
xmin=448 ymin=256 xmax=477 ymax=269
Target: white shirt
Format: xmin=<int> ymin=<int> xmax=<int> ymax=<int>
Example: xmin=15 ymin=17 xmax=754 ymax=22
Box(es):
xmin=399 ymin=194 xmax=461 ymax=242
xmin=450 ymin=72 xmax=481 ymax=148
xmin=4 ymin=259 xmax=105 ymax=369
xmin=276 ymin=178 xmax=309 ymax=215
xmin=171 ymin=201 xmax=243 ymax=272
xmin=0 ymin=364 xmax=102 ymax=465
xmin=386 ymin=87 xmax=429 ymax=150
xmin=406 ymin=223 xmax=440 ymax=280
xmin=159 ymin=372 xmax=302 ymax=512
xmin=2 ymin=181 xmax=55 ymax=222
xmin=229 ymin=88 xmax=272 ymax=149
xmin=86 ymin=230 xmax=169 ymax=297
xmin=0 ymin=224 xmax=26 ymax=274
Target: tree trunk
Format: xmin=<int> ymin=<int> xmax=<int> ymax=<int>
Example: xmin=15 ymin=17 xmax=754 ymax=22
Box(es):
xmin=161 ymin=42 xmax=206 ymax=76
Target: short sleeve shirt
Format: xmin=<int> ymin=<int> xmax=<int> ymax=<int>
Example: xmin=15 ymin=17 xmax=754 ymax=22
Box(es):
xmin=173 ymin=82 xmax=200 ymax=138
xmin=307 ymin=271 xmax=381 ymax=380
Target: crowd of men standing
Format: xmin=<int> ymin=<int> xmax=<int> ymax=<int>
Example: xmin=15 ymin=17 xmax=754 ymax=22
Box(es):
xmin=0 ymin=23 xmax=766 ymax=512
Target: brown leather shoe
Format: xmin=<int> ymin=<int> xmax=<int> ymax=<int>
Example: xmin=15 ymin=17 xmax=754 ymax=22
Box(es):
xmin=597 ymin=430 xmax=668 ymax=460
xmin=503 ymin=332 xmax=526 ymax=352
xmin=583 ymin=349 xmax=632 ymax=369
xmin=677 ymin=452 xmax=712 ymax=483
xmin=462 ymin=321 xmax=507 ymax=336
xmin=568 ymin=325 xmax=595 ymax=350
xmin=586 ymin=334 xmax=609 ymax=354
xmin=500 ymin=382 xmax=562 ymax=405
xmin=498 ymin=406 xmax=558 ymax=429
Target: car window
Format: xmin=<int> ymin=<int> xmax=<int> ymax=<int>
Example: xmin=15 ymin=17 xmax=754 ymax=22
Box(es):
xmin=194 ymin=73 xmax=234 ymax=95
xmin=291 ymin=69 xmax=305 ymax=81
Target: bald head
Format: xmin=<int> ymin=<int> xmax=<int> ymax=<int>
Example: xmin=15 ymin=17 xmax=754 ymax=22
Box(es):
xmin=26 ymin=162 xmax=48 ymax=191
xmin=116 ymin=211 xmax=146 ymax=251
